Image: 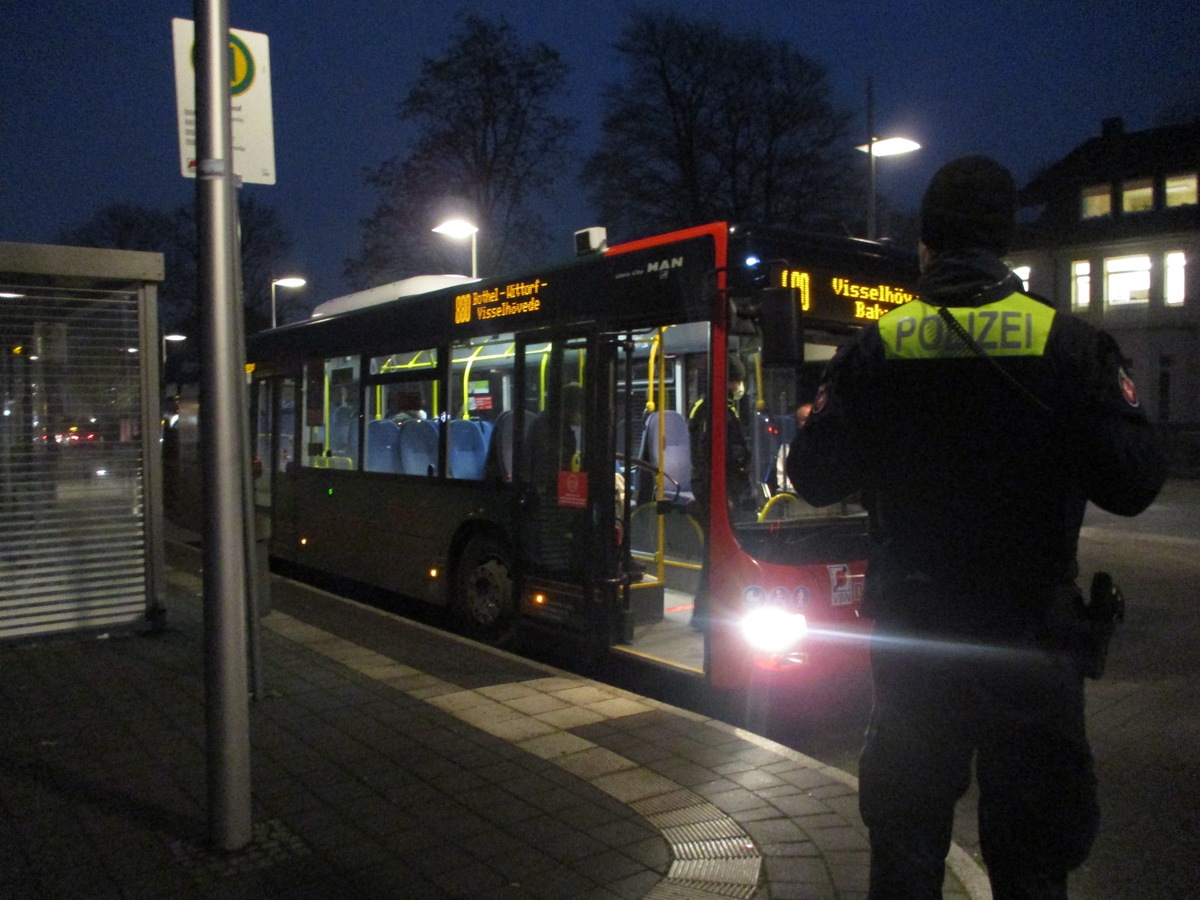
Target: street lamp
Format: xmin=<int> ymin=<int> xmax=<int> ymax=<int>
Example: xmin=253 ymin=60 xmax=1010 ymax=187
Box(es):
xmin=856 ymin=78 xmax=920 ymax=239
xmin=162 ymin=332 xmax=187 ymax=367
xmin=270 ymin=276 xmax=306 ymax=329
xmin=432 ymin=218 xmax=479 ymax=278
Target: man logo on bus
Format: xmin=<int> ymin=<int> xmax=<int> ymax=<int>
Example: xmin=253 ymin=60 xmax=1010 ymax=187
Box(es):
xmin=646 ymin=256 xmax=684 ymax=278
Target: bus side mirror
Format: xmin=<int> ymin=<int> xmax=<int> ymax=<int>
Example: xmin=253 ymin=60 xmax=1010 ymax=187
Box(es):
xmin=758 ymin=287 xmax=802 ymax=366
xmin=728 ymin=298 xmax=758 ymax=337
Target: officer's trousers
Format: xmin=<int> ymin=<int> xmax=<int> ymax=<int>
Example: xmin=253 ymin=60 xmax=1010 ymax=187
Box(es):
xmin=858 ymin=614 xmax=1098 ymax=900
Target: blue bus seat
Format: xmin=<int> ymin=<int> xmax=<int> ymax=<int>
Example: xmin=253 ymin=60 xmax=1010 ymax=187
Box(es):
xmin=483 ymin=409 xmax=515 ymax=482
xmin=364 ymin=418 xmax=400 ymax=473
xmin=330 ymin=405 xmax=353 ymax=455
xmin=641 ymin=410 xmax=694 ymax=504
xmin=398 ymin=419 xmax=439 ymax=476
xmin=448 ymin=418 xmax=486 ymax=480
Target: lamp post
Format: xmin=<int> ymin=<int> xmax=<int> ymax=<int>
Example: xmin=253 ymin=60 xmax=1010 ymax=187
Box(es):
xmin=856 ymin=78 xmax=920 ymax=239
xmin=432 ymin=218 xmax=479 ymax=278
xmin=162 ymin=332 xmax=187 ymax=368
xmin=270 ymin=276 xmax=306 ymax=329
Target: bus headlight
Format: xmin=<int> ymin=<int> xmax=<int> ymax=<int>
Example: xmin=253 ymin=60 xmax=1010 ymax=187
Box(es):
xmin=741 ymin=607 xmax=808 ymax=655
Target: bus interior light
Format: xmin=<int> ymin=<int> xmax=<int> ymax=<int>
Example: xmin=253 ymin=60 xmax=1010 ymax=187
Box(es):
xmin=742 ymin=607 xmax=808 ymax=655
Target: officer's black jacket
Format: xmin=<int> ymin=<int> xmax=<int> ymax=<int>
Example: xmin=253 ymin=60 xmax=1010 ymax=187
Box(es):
xmin=788 ymin=249 xmax=1166 ymax=613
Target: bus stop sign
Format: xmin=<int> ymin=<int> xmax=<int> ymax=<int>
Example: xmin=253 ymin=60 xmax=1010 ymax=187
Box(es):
xmin=172 ymin=18 xmax=276 ymax=185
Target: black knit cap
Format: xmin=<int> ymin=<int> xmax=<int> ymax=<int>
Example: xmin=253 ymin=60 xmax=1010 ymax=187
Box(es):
xmin=920 ymin=155 xmax=1016 ymax=255
xmin=727 ymin=353 xmax=746 ymax=383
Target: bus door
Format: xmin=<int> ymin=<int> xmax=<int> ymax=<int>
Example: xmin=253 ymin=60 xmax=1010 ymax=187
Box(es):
xmin=251 ymin=374 xmax=298 ymax=552
xmin=513 ymin=333 xmax=623 ymax=651
xmin=608 ymin=324 xmax=708 ymax=675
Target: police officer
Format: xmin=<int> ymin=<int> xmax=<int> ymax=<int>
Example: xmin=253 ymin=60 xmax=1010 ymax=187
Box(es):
xmin=788 ymin=156 xmax=1166 ymax=899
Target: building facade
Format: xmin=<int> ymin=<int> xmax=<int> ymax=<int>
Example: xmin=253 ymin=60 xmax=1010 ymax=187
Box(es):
xmin=1008 ymin=117 xmax=1200 ymax=444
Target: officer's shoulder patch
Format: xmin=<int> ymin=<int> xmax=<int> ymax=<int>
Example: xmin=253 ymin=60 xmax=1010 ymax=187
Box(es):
xmin=811 ymin=382 xmax=831 ymax=415
xmin=1118 ymin=367 xmax=1139 ymax=407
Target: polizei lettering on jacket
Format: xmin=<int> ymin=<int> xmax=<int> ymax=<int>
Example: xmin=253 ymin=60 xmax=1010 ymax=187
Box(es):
xmin=878 ymin=294 xmax=1056 ymax=359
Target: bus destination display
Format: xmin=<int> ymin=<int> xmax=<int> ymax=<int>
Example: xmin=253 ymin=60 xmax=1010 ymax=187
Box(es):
xmin=773 ymin=265 xmax=915 ymax=324
xmin=454 ymin=278 xmax=546 ymax=325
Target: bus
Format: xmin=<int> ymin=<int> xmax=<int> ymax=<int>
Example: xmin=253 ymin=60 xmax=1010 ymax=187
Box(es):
xmin=244 ymin=222 xmax=918 ymax=691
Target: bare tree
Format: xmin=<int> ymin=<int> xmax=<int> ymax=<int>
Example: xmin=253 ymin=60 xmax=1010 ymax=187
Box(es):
xmin=347 ymin=14 xmax=576 ymax=288
xmin=583 ymin=10 xmax=857 ymax=239
xmin=61 ymin=196 xmax=293 ymax=337
xmin=60 ymin=204 xmax=196 ymax=335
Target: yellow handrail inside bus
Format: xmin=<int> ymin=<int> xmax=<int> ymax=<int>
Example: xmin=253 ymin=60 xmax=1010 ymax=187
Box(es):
xmin=538 ymin=347 xmax=550 ymax=411
xmin=322 ymin=374 xmax=331 ymax=454
xmin=752 ymin=352 xmax=766 ymax=412
xmin=644 ymin=333 xmax=660 ymax=414
xmin=653 ymin=329 xmax=669 ymax=581
xmin=460 ymin=344 xmax=486 ymax=417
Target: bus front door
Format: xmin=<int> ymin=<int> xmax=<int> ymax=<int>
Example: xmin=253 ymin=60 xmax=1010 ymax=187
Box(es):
xmin=251 ymin=375 xmax=298 ymax=557
xmin=513 ymin=335 xmax=624 ymax=655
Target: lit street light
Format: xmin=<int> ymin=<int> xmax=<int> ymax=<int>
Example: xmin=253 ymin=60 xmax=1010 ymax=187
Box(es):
xmin=162 ymin=332 xmax=187 ymax=367
xmin=857 ymin=78 xmax=920 ymax=240
xmin=270 ymin=276 xmax=306 ymax=329
xmin=432 ymin=218 xmax=479 ymax=278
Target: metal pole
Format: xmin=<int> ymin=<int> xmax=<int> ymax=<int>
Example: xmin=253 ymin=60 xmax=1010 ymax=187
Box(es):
xmin=470 ymin=231 xmax=478 ymax=279
xmin=195 ymin=0 xmax=252 ymax=852
xmin=270 ymin=281 xmax=277 ymax=329
xmin=232 ymin=218 xmax=266 ymax=702
xmin=866 ymin=76 xmax=877 ymax=240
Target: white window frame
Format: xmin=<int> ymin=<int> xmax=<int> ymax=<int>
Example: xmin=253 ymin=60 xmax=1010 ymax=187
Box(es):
xmin=1165 ymin=173 xmax=1198 ymax=208
xmin=1166 ymin=252 xmax=1187 ymax=306
xmin=1121 ymin=178 xmax=1154 ymax=214
xmin=1010 ymin=265 xmax=1031 ymax=292
xmin=1072 ymin=260 xmax=1091 ymax=309
xmin=1081 ymin=184 xmax=1111 ymax=219
xmin=1104 ymin=255 xmax=1151 ymax=306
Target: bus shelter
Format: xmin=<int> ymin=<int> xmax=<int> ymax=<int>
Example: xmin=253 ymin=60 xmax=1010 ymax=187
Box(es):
xmin=0 ymin=242 xmax=166 ymax=639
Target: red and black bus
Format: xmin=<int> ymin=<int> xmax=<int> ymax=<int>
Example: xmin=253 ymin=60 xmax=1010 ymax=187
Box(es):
xmin=241 ymin=222 xmax=918 ymax=690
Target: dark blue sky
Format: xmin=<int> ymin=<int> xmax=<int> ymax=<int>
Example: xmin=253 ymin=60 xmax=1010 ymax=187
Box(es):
xmin=2 ymin=1 xmax=1197 ymax=305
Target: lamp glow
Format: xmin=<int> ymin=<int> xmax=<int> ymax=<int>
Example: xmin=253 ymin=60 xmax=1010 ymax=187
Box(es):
xmin=856 ymin=137 xmax=921 ymax=157
xmin=433 ymin=219 xmax=480 ymax=278
xmin=742 ymin=608 xmax=808 ymax=655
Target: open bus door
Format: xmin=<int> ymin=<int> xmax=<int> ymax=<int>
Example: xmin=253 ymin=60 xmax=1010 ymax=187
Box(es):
xmin=604 ymin=325 xmax=709 ymax=677
xmin=512 ymin=333 xmax=627 ymax=657
xmin=250 ymin=375 xmax=298 ymax=552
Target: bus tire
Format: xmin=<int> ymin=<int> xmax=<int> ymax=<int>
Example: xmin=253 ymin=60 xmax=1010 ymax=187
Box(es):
xmin=453 ymin=533 xmax=516 ymax=645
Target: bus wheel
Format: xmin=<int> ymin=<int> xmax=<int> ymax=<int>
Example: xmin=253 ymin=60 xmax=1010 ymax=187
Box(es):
xmin=454 ymin=534 xmax=516 ymax=645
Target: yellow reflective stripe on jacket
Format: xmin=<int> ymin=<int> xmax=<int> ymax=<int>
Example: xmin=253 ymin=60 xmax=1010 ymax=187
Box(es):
xmin=878 ymin=293 xmax=1056 ymax=359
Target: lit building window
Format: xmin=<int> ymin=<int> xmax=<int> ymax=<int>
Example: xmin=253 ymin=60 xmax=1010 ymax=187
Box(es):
xmin=1166 ymin=252 xmax=1187 ymax=306
xmin=1122 ymin=179 xmax=1154 ymax=213
xmin=1012 ymin=265 xmax=1031 ymax=291
xmin=1081 ymin=185 xmax=1111 ymax=218
xmin=1072 ymin=261 xmax=1091 ymax=309
xmin=1165 ymin=173 xmax=1198 ymax=208
xmin=1104 ymin=255 xmax=1151 ymax=305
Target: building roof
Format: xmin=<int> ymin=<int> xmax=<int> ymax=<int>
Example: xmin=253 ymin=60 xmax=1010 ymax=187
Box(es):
xmin=1014 ymin=117 xmax=1200 ymax=247
xmin=1021 ymin=117 xmax=1200 ymax=206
